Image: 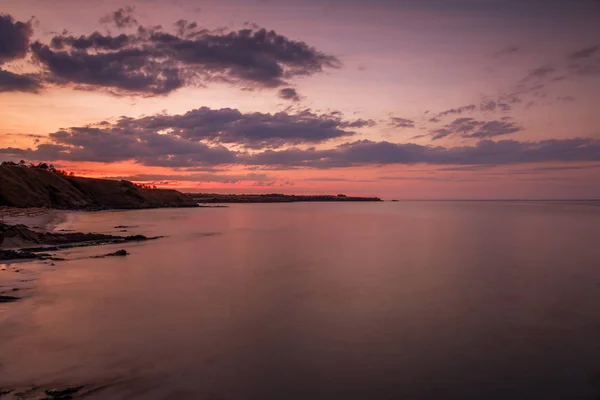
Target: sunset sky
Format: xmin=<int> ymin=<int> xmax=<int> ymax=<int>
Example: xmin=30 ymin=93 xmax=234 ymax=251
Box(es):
xmin=1 ymin=0 xmax=599 ymax=199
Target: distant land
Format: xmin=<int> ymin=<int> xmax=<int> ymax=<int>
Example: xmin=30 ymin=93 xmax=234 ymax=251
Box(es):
xmin=0 ymin=162 xmax=198 ymax=210
xmin=0 ymin=162 xmax=381 ymax=209
xmin=191 ymin=193 xmax=382 ymax=203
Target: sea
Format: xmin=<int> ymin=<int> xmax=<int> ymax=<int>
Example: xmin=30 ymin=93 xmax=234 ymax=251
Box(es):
xmin=1 ymin=201 xmax=600 ymax=399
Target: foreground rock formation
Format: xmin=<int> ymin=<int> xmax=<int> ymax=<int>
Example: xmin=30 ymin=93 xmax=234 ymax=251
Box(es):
xmin=0 ymin=223 xmax=155 ymax=261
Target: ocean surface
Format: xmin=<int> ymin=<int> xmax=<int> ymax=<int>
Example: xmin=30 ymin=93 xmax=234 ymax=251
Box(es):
xmin=1 ymin=201 xmax=600 ymax=399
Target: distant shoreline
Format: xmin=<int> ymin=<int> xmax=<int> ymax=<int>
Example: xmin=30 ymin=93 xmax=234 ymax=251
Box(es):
xmin=190 ymin=193 xmax=382 ymax=203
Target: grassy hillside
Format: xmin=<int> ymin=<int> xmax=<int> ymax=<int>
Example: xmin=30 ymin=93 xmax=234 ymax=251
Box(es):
xmin=0 ymin=164 xmax=198 ymax=209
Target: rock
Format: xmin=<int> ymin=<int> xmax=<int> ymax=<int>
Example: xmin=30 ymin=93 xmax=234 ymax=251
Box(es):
xmin=124 ymin=235 xmax=147 ymax=241
xmin=93 ymin=249 xmax=129 ymax=258
xmin=44 ymin=385 xmax=84 ymax=399
xmin=0 ymin=222 xmax=158 ymax=261
xmin=108 ymin=249 xmax=128 ymax=257
xmin=0 ymin=295 xmax=20 ymax=303
xmin=0 ymin=249 xmax=38 ymax=261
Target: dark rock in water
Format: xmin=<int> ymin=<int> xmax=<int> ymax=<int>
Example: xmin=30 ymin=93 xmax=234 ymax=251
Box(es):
xmin=44 ymin=385 xmax=84 ymax=399
xmin=0 ymin=295 xmax=20 ymax=303
xmin=1 ymin=222 xmax=158 ymax=261
xmin=108 ymin=249 xmax=128 ymax=257
xmin=114 ymin=225 xmax=138 ymax=229
xmin=93 ymin=249 xmax=129 ymax=258
xmin=0 ymin=249 xmax=38 ymax=260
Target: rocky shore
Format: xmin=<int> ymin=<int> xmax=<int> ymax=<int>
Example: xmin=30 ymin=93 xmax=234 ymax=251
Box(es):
xmin=0 ymin=222 xmax=156 ymax=261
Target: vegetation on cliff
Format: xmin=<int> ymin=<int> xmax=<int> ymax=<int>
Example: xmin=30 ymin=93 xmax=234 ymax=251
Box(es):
xmin=0 ymin=162 xmax=198 ymax=209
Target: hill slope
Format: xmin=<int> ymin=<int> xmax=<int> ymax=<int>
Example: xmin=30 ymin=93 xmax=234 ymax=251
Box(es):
xmin=0 ymin=165 xmax=198 ymax=209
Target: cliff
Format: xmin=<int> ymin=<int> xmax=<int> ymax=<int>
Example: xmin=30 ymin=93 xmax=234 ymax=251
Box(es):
xmin=0 ymin=164 xmax=198 ymax=209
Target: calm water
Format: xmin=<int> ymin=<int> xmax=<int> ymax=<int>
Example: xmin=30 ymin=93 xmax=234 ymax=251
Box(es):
xmin=1 ymin=201 xmax=600 ymax=399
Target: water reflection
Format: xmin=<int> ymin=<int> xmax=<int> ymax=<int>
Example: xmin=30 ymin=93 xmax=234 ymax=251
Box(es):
xmin=1 ymin=202 xmax=600 ymax=399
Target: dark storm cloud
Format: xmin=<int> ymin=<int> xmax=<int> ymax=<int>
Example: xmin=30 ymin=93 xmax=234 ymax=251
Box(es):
xmin=0 ymin=69 xmax=41 ymax=92
xmin=99 ymin=6 xmax=139 ymax=28
xmin=278 ymin=87 xmax=300 ymax=101
xmin=31 ymin=22 xmax=341 ymax=95
xmin=0 ymin=14 xmax=33 ymax=64
xmin=428 ymin=118 xmax=522 ymax=140
xmin=389 ymin=117 xmax=415 ymax=128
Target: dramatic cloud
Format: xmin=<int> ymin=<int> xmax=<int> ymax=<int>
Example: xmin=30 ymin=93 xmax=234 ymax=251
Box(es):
xmin=0 ymin=14 xmax=40 ymax=92
xmin=0 ymin=108 xmax=366 ymax=166
xmin=113 ymin=107 xmax=363 ymax=149
xmin=0 ymin=14 xmax=33 ymax=64
xmin=0 ymin=68 xmax=40 ymax=92
xmin=99 ymin=6 xmax=138 ymax=28
xmin=278 ymin=87 xmax=300 ymax=101
xmin=389 ymin=117 xmax=415 ymax=128
xmin=428 ymin=118 xmax=522 ymax=140
xmin=243 ymin=138 xmax=600 ymax=168
xmin=3 ymin=136 xmax=600 ymax=170
xmin=31 ymin=21 xmax=341 ymax=95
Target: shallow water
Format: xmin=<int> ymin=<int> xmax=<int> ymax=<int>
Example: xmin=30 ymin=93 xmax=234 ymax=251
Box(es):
xmin=1 ymin=201 xmax=600 ymax=399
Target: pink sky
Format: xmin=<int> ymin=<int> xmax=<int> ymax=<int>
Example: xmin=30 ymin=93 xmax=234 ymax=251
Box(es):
xmin=1 ymin=0 xmax=599 ymax=198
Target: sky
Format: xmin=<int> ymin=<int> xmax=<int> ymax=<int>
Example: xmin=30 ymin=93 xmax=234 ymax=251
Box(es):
xmin=1 ymin=0 xmax=599 ymax=199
